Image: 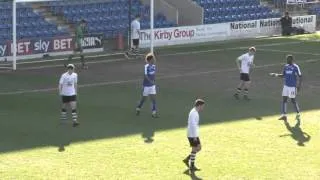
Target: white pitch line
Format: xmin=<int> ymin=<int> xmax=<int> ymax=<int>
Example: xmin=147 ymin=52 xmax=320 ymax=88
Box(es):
xmin=258 ymin=48 xmax=320 ymax=56
xmin=18 ymin=58 xmax=130 ymax=70
xmin=9 ymin=41 xmax=301 ymax=65
xmin=14 ymin=41 xmax=307 ymax=71
xmin=0 ymin=66 xmax=11 ymax=69
xmin=1 ymin=57 xmax=319 ymax=96
xmin=15 ymin=52 xmax=125 ymax=65
xmin=0 ymin=41 xmax=306 ymax=68
xmin=306 ymin=59 xmax=319 ymax=63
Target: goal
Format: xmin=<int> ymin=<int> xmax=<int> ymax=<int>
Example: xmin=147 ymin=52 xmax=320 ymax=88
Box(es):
xmin=1 ymin=0 xmax=162 ymax=71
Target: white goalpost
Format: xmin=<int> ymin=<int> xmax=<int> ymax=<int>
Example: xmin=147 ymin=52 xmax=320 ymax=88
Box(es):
xmin=10 ymin=0 xmax=60 ymax=71
xmin=0 ymin=0 xmax=18 ymax=70
xmin=150 ymin=0 xmax=154 ymax=54
xmin=13 ymin=0 xmax=17 ymax=70
xmin=6 ymin=0 xmax=155 ymax=71
xmin=4 ymin=0 xmax=43 ymax=71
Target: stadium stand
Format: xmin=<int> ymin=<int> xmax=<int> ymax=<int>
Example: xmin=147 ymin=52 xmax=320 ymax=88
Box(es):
xmin=46 ymin=0 xmax=176 ymax=38
xmin=273 ymin=0 xmax=319 ymax=9
xmin=308 ymin=1 xmax=320 ymax=16
xmin=1 ymin=0 xmax=175 ymax=42
xmin=193 ymin=0 xmax=281 ymax=24
xmin=3 ymin=0 xmax=293 ymax=42
xmin=273 ymin=0 xmax=286 ymax=8
xmin=0 ymin=1 xmax=68 ymax=42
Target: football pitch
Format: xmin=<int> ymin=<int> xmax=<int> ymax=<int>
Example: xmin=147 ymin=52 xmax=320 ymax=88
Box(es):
xmin=0 ymin=35 xmax=320 ymax=179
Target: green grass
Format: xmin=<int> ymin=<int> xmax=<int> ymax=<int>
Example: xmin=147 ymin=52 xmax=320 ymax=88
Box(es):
xmin=1 ymin=36 xmax=320 ymax=179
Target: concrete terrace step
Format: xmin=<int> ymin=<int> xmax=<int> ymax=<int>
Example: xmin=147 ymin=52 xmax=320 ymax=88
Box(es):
xmin=31 ymin=2 xmax=76 ymax=35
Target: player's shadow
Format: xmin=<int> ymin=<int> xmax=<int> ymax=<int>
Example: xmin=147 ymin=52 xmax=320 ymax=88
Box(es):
xmin=141 ymin=117 xmax=156 ymax=143
xmin=142 ymin=128 xmax=155 ymax=143
xmin=56 ymin=122 xmax=72 ymax=152
xmin=183 ymin=169 xmax=202 ymax=180
xmin=279 ymin=121 xmax=311 ymax=146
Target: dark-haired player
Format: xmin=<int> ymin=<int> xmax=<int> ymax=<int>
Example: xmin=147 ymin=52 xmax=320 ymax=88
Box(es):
xmin=59 ymin=64 xmax=79 ymax=127
xmin=66 ymin=19 xmax=88 ymax=69
xmin=270 ymin=55 xmax=302 ymax=126
xmin=183 ymin=99 xmax=205 ymax=171
xmin=234 ymin=47 xmax=256 ymax=100
xmin=136 ymin=53 xmax=158 ymax=118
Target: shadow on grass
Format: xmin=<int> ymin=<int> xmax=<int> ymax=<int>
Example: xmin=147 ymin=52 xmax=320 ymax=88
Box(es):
xmin=56 ymin=123 xmax=73 ymax=152
xmin=279 ymin=121 xmax=311 ymax=146
xmin=0 ymin=37 xmax=319 ymax=154
xmin=141 ymin=122 xmax=155 ymax=144
xmin=183 ymin=169 xmax=202 ymax=180
xmin=136 ymin=108 xmax=156 ymax=143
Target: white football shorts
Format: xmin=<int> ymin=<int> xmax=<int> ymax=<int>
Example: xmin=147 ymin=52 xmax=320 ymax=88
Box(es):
xmin=143 ymin=85 xmax=156 ymax=96
xmin=282 ymin=85 xmax=297 ymax=98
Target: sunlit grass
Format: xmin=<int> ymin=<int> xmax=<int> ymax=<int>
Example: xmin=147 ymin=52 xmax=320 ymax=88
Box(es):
xmin=1 ymin=111 xmax=319 ymax=180
xmin=287 ymin=32 xmax=320 ymax=41
xmin=1 ymin=37 xmax=320 ymax=180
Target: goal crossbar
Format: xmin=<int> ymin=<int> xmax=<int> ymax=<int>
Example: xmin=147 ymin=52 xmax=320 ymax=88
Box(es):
xmin=8 ymin=0 xmax=154 ymax=71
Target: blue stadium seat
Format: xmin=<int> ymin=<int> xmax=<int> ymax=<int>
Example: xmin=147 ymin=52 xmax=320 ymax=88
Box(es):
xmin=196 ymin=0 xmax=279 ymax=24
xmin=1 ymin=0 xmax=176 ymax=41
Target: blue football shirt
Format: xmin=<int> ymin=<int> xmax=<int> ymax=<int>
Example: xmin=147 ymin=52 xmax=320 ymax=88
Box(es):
xmin=143 ymin=64 xmax=156 ymax=87
xmin=283 ymin=63 xmax=301 ymax=87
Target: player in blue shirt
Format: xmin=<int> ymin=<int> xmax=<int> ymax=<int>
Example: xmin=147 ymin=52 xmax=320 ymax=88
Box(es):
xmin=270 ymin=55 xmax=302 ymax=126
xmin=136 ymin=53 xmax=158 ymax=118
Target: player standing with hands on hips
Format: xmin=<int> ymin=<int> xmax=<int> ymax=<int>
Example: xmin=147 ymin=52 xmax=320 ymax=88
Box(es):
xmin=234 ymin=47 xmax=256 ymax=100
xmin=59 ymin=64 xmax=80 ymax=127
xmin=183 ymin=99 xmax=205 ymax=171
xmin=125 ymin=14 xmax=141 ymax=58
xmin=270 ymin=55 xmax=302 ymax=126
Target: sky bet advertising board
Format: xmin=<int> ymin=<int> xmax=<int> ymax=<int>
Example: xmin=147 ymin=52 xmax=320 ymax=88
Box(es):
xmin=0 ymin=34 xmax=103 ymax=58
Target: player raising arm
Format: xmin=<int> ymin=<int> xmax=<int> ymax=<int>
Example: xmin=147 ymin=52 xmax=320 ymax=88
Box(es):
xmin=59 ymin=64 xmax=80 ymax=127
xmin=136 ymin=53 xmax=158 ymax=118
xmin=233 ymin=47 xmax=256 ymax=100
xmin=270 ymin=55 xmax=302 ymax=126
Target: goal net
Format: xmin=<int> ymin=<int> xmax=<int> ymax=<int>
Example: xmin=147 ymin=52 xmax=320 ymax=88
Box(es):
xmin=1 ymin=0 xmax=176 ymax=70
xmin=0 ymin=0 xmax=14 ymax=70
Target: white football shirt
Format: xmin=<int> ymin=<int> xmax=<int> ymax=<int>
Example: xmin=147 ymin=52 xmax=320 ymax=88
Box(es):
xmin=131 ymin=19 xmax=140 ymax=40
xmin=59 ymin=72 xmax=78 ymax=96
xmin=187 ymin=108 xmax=200 ymax=138
xmin=238 ymin=53 xmax=254 ymax=74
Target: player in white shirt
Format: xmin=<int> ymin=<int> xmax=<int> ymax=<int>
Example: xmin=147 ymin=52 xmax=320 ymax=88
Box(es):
xmin=125 ymin=14 xmax=141 ymax=58
xmin=183 ymin=99 xmax=205 ymax=171
xmin=59 ymin=64 xmax=79 ymax=127
xmin=233 ymin=47 xmax=256 ymax=100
